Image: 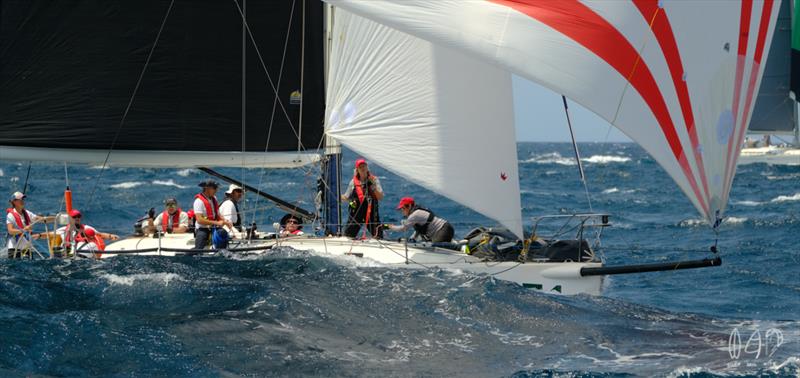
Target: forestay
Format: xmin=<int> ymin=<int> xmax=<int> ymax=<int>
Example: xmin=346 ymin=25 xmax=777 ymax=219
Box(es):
xmin=325 ymin=10 xmax=523 ymax=237
xmin=327 ymin=0 xmax=781 ymax=224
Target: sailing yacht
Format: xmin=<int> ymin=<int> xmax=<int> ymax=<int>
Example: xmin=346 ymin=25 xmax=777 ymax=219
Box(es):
xmin=0 ymin=0 xmax=780 ymax=295
xmin=740 ymin=0 xmax=800 ymax=165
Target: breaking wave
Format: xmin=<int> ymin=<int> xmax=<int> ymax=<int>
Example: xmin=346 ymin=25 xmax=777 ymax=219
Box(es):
xmin=111 ymin=180 xmax=187 ymax=189
xmin=521 ymin=152 xmax=576 ymax=165
xmin=152 ymin=179 xmax=187 ymax=189
xmin=771 ymin=192 xmax=800 ymax=203
xmin=101 ymin=272 xmax=184 ymax=286
xmin=175 ymin=169 xmax=194 ymax=177
xmin=602 ymin=187 xmax=635 ymax=194
xmin=733 ymin=200 xmax=763 ymax=206
xmin=521 ymin=152 xmax=631 ymax=165
xmin=110 ymin=181 xmax=145 ymax=189
xmin=582 ymin=155 xmax=631 ymax=164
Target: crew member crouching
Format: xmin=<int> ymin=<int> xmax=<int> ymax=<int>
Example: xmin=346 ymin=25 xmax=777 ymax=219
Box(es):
xmin=384 ymin=197 xmax=455 ymax=243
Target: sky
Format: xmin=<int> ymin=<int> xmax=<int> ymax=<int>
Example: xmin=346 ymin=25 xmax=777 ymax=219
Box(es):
xmin=512 ymin=76 xmax=631 ymax=143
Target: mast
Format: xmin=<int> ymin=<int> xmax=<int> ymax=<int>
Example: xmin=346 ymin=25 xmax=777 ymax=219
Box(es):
xmin=321 ymin=3 xmax=342 ymax=235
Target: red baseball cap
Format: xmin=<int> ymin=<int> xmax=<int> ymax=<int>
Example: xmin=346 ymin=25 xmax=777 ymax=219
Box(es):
xmin=396 ymin=197 xmax=415 ymax=209
xmin=355 ymin=158 xmax=367 ymax=168
xmin=69 ymin=209 xmax=82 ymax=218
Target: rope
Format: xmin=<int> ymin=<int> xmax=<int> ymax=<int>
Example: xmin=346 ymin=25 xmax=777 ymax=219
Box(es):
xmin=241 ymin=0 xmax=247 ymax=230
xmin=231 ymin=0 xmax=305 ymax=147
xmin=86 ymin=0 xmax=176 ymax=207
xmin=250 ymin=0 xmax=296 ymax=224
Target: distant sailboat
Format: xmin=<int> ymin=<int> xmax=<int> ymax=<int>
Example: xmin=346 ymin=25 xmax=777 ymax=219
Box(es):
xmin=740 ymin=0 xmax=800 ymax=165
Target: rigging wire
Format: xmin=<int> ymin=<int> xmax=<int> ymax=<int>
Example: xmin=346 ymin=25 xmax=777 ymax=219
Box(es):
xmin=241 ymin=0 xmax=247 ymax=229
xmin=247 ymin=0 xmax=296 ymax=225
xmin=21 ymin=162 xmax=32 ymax=194
xmin=231 ymin=0 xmax=307 ymax=147
xmin=562 ymin=95 xmax=593 ymax=214
xmin=298 ymin=0 xmax=306 ymax=153
xmin=85 ymin=0 xmax=175 ymax=207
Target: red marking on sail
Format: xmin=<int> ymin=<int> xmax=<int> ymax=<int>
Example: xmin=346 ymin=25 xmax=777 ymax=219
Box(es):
xmin=633 ymin=0 xmax=711 ymax=209
xmin=725 ymin=0 xmax=774 ymax=204
xmin=488 ymin=0 xmax=708 ymax=213
xmin=722 ymin=0 xmax=753 ymax=205
xmin=500 ymin=172 xmax=508 ymax=181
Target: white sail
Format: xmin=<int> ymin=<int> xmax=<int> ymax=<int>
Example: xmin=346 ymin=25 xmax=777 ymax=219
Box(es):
xmin=326 ymin=9 xmax=523 ymax=237
xmin=327 ymin=0 xmax=781 ymax=224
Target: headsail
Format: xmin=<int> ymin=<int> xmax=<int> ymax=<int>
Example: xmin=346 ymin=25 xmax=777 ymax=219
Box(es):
xmin=750 ymin=0 xmax=796 ymax=134
xmin=326 ymin=9 xmax=523 ymax=237
xmin=0 ymin=0 xmax=325 ymax=168
xmin=327 ymin=0 xmax=781 ymax=224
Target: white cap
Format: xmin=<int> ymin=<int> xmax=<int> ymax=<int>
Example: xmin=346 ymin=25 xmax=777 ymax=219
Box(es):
xmin=9 ymin=191 xmax=26 ymax=202
xmin=225 ymin=184 xmax=243 ymax=194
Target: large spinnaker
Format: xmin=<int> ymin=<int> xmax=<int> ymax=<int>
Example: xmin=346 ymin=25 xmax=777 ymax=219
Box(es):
xmin=0 ymin=0 xmax=325 ymax=168
xmin=325 ymin=10 xmax=524 ymax=237
xmin=327 ymin=0 xmax=781 ymax=224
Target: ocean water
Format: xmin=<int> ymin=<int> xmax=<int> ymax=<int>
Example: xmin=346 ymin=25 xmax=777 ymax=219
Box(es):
xmin=0 ymin=142 xmax=798 ymax=377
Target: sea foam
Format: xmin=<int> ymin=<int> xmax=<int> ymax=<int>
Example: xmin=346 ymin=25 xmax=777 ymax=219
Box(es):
xmin=771 ymin=192 xmax=800 ymax=203
xmin=110 ymin=181 xmax=145 ymax=189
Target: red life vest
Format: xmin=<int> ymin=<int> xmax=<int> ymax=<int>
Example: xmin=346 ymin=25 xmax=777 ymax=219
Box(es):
xmin=64 ymin=225 xmax=85 ymax=245
xmin=194 ymin=194 xmax=219 ymax=221
xmin=72 ymin=227 xmax=106 ymax=254
xmin=6 ymin=208 xmax=30 ymax=230
xmin=352 ymin=174 xmax=378 ymax=239
xmin=161 ymin=209 xmax=182 ymax=232
xmin=352 ymin=174 xmax=378 ymax=204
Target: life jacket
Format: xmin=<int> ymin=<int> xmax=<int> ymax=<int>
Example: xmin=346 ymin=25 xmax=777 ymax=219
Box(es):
xmin=194 ymin=193 xmax=219 ymax=222
xmin=410 ymin=206 xmax=436 ymax=238
xmin=161 ymin=209 xmax=182 ymax=232
xmin=349 ymin=173 xmax=379 ymax=238
xmin=6 ymin=208 xmax=31 ymax=243
xmin=6 ymin=208 xmax=31 ymax=230
xmin=75 ymin=229 xmax=106 ymax=254
xmin=64 ymin=225 xmax=86 ymax=245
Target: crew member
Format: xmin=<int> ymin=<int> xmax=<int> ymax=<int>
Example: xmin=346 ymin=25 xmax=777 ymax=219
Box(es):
xmin=5 ymin=191 xmax=49 ymax=258
xmin=193 ymin=180 xmax=233 ymax=249
xmin=54 ymin=209 xmax=119 ymax=253
xmin=279 ymin=214 xmax=304 ymax=237
xmin=143 ymin=198 xmax=189 ymax=235
xmin=341 ymin=159 xmax=384 ymax=239
xmin=384 ymin=197 xmax=455 ymax=243
xmin=219 ymin=184 xmax=244 ymax=233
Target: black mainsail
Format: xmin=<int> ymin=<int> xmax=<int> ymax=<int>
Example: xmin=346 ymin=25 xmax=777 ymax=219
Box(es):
xmin=0 ymin=0 xmax=325 ymax=167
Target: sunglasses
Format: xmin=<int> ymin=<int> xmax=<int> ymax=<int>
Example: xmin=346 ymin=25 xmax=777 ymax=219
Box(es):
xmin=72 ymin=216 xmax=81 ymax=219
xmin=166 ymin=204 xmax=177 ymax=208
xmin=286 ymin=220 xmax=299 ymax=224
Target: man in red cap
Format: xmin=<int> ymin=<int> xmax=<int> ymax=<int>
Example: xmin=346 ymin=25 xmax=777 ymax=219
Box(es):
xmin=384 ymin=197 xmax=455 ymax=243
xmin=52 ymin=209 xmax=118 ymax=254
xmin=340 ymin=158 xmax=384 ymax=238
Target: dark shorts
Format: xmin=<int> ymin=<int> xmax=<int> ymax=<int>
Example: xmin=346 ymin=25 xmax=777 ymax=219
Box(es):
xmin=194 ymin=228 xmax=212 ymax=250
xmin=429 ymin=223 xmax=455 ymax=243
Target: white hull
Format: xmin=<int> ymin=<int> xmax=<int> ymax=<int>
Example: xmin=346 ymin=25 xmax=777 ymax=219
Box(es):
xmin=738 ymin=146 xmax=800 ymax=165
xmin=101 ymin=233 xmax=604 ymax=295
